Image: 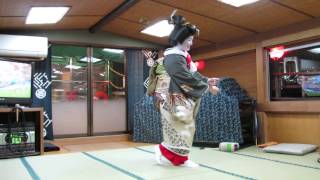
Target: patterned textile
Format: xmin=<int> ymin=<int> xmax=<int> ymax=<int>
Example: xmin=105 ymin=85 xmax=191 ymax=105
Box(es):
xmin=160 ymin=94 xmax=199 ymax=156
xmin=218 ymin=77 xmax=249 ymax=102
xmin=133 ymin=96 xmax=162 ymax=143
xmin=133 ymin=77 xmax=248 ymax=144
xmin=194 ymin=92 xmax=243 ymax=143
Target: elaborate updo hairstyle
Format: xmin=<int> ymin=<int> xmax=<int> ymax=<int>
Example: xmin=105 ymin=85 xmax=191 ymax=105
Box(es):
xmin=168 ymin=14 xmax=199 ymax=46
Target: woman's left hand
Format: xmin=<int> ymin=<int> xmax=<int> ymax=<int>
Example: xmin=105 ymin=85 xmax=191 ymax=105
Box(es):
xmin=208 ymin=78 xmax=219 ymax=86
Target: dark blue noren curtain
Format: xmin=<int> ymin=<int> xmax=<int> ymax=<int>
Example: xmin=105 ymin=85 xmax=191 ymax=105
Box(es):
xmin=32 ymin=47 xmax=53 ymax=140
xmin=126 ymin=49 xmax=158 ymax=132
xmin=126 ymin=50 xmax=146 ymax=132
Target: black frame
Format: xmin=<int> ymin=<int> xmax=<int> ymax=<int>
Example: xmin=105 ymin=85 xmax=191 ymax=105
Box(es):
xmin=0 ymin=58 xmax=34 ymax=106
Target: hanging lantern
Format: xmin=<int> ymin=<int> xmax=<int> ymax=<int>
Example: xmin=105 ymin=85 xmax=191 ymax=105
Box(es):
xmin=270 ymin=46 xmax=285 ymax=61
xmin=195 ymin=60 xmax=205 ymax=70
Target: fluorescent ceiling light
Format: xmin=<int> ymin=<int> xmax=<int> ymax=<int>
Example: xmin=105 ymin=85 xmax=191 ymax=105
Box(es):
xmin=26 ymin=7 xmax=69 ymax=24
xmin=218 ymin=0 xmax=260 ymax=7
xmin=52 ymin=56 xmax=64 ymax=59
xmin=103 ymin=48 xmax=124 ymax=54
xmin=141 ymin=20 xmax=174 ymax=37
xmin=53 ymin=70 xmax=63 ymax=74
xmin=53 ymin=89 xmax=65 ymax=92
xmin=308 ymin=47 xmax=320 ymax=54
xmin=65 ymin=65 xmax=81 ymax=69
xmin=80 ymin=57 xmax=102 ymax=63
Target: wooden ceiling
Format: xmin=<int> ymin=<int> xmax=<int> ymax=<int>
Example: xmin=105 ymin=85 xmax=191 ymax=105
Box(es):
xmin=1 ymin=0 xmax=320 ymax=50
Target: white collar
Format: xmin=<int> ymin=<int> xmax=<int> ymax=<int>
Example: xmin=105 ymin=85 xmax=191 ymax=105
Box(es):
xmin=164 ymin=47 xmax=188 ymax=57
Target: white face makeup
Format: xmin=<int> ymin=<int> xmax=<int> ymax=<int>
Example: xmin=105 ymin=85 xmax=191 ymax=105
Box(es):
xmin=179 ymin=36 xmax=194 ymax=51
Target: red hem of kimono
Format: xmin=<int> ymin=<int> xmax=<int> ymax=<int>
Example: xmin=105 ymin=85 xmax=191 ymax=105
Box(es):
xmin=159 ymin=144 xmax=188 ymax=166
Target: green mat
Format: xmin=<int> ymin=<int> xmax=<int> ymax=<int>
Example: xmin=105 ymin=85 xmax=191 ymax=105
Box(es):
xmin=0 ymin=146 xmax=319 ymax=180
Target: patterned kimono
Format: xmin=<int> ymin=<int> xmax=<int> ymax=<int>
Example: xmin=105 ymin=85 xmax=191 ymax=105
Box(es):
xmin=156 ymin=47 xmax=208 ymax=166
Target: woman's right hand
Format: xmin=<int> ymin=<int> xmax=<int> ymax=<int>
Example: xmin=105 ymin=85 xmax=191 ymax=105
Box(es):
xmin=209 ymin=85 xmax=220 ymax=95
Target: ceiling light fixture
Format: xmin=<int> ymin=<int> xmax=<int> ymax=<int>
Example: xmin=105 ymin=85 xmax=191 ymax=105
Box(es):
xmin=80 ymin=57 xmax=102 ymax=63
xmin=217 ymin=0 xmax=260 ymax=7
xmin=53 ymin=70 xmax=64 ymax=74
xmin=103 ymin=48 xmax=124 ymax=54
xmin=26 ymin=7 xmax=70 ymax=24
xmin=53 ymin=89 xmax=65 ymax=92
xmin=141 ymin=20 xmax=174 ymax=37
xmin=308 ymin=47 xmax=320 ymax=54
xmin=65 ymin=65 xmax=81 ymax=69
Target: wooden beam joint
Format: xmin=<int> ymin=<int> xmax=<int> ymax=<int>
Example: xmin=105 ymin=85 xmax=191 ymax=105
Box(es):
xmin=89 ymin=0 xmax=139 ymax=33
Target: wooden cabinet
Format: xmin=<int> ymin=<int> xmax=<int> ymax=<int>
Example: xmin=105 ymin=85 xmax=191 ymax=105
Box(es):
xmin=0 ymin=107 xmax=43 ymax=158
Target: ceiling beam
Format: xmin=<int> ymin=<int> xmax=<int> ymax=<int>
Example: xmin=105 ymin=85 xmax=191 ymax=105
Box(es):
xmin=270 ymin=0 xmax=315 ymax=19
xmin=89 ymin=0 xmax=139 ymax=33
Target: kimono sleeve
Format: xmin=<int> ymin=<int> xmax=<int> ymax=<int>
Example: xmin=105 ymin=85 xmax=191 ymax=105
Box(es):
xmin=193 ymin=71 xmax=208 ymax=82
xmin=164 ymin=55 xmax=208 ymax=98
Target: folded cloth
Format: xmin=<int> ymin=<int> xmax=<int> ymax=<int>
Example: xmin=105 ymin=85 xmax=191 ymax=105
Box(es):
xmin=263 ymin=143 xmax=317 ymax=155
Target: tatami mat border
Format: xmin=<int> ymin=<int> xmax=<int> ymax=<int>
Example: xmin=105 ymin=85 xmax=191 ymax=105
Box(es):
xmin=134 ymin=147 xmax=257 ymax=180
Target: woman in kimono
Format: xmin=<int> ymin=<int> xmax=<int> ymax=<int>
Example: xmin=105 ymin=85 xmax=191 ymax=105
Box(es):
xmin=154 ymin=14 xmax=219 ymax=168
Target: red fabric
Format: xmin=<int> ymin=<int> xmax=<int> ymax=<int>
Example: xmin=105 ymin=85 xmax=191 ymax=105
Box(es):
xmin=159 ymin=144 xmax=188 ymax=166
xmin=67 ymin=91 xmax=77 ymax=101
xmin=186 ymin=53 xmax=192 ymax=69
xmin=95 ymin=91 xmax=109 ymax=100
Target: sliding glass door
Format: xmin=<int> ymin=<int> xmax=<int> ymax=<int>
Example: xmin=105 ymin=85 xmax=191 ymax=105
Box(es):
xmin=51 ymin=45 xmax=88 ymax=136
xmin=51 ymin=45 xmax=126 ymax=137
xmin=91 ymin=47 xmax=126 ymax=135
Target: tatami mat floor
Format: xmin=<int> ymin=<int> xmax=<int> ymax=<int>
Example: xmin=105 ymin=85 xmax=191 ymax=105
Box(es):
xmin=1 ymin=144 xmax=320 ymax=180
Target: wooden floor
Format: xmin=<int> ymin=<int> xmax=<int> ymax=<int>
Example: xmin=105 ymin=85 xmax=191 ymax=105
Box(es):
xmin=45 ymin=134 xmax=151 ymax=155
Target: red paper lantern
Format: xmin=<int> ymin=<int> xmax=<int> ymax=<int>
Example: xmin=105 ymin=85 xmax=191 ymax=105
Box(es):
xmin=195 ymin=60 xmax=205 ymax=70
xmin=270 ymin=46 xmax=285 ymax=61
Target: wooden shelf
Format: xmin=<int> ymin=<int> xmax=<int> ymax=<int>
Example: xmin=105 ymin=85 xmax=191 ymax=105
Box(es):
xmin=257 ymin=101 xmax=320 ymax=113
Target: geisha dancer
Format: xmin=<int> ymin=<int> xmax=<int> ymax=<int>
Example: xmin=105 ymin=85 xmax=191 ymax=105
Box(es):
xmin=154 ymin=13 xmax=220 ymax=168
